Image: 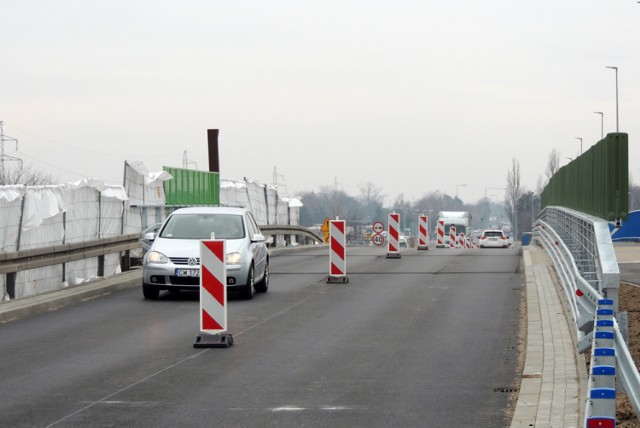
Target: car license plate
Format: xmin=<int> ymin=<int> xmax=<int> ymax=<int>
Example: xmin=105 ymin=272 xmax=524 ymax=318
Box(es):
xmin=175 ymin=268 xmax=200 ymax=277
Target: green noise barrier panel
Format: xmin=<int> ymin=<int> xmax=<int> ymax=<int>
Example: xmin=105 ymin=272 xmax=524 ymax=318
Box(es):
xmin=163 ymin=166 xmax=220 ymax=206
xmin=541 ymin=133 xmax=628 ymax=221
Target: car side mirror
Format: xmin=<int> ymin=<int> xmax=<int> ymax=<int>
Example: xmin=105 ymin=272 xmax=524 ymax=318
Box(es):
xmin=144 ymin=232 xmax=156 ymax=241
xmin=252 ymin=233 xmax=266 ymax=243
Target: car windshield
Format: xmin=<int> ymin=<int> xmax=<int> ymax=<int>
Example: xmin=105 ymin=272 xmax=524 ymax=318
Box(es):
xmin=444 ymin=224 xmax=467 ymax=234
xmin=159 ymin=213 xmax=245 ymax=240
xmin=484 ymin=231 xmax=504 ymax=237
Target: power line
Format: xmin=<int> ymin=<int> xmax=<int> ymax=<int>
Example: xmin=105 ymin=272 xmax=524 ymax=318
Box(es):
xmin=4 ymin=124 xmax=179 ymax=158
xmin=16 ymin=150 xmax=90 ymax=179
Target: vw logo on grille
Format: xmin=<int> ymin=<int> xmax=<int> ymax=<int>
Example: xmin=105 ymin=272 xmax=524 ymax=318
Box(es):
xmin=188 ymin=257 xmax=199 ymax=266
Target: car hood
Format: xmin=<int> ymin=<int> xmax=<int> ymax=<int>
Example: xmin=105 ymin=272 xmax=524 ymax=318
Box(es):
xmin=151 ymin=238 xmax=244 ymax=257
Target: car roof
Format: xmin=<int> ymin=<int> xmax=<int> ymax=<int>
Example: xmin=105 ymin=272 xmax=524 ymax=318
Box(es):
xmin=169 ymin=206 xmax=248 ymax=216
xmin=482 ymin=229 xmax=505 ymax=233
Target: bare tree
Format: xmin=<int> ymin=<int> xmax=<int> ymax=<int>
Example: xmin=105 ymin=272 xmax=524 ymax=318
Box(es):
xmin=358 ymin=182 xmax=385 ymax=206
xmin=505 ymin=158 xmax=523 ymax=238
xmin=536 ymin=175 xmax=545 ymax=196
xmin=0 ymin=163 xmax=55 ymax=185
xmin=545 ymin=148 xmax=560 ymax=183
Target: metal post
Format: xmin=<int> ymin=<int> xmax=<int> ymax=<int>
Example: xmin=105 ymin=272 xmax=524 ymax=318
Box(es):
xmin=62 ymin=212 xmax=67 ymax=284
xmin=98 ymin=255 xmax=105 ymax=277
xmin=207 ymin=129 xmax=220 ymax=173
xmin=606 ymin=66 xmax=619 ymax=132
xmin=594 ymin=112 xmax=604 ymax=140
xmin=7 ymin=272 xmax=16 ymax=299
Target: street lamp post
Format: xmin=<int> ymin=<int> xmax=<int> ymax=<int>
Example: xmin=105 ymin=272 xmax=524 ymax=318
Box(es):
xmin=575 ymin=137 xmax=583 ymax=155
xmin=606 ymin=66 xmax=619 ymax=132
xmin=594 ymin=111 xmax=604 ymax=140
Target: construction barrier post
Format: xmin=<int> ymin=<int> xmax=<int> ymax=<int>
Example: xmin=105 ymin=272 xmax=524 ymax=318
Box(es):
xmin=194 ymin=240 xmax=234 ymax=348
xmin=436 ymin=220 xmax=445 ymax=248
xmin=449 ymin=226 xmax=457 ymax=249
xmin=387 ymin=212 xmax=401 ymax=258
xmin=417 ymin=215 xmax=429 ymax=250
xmin=458 ymin=233 xmax=464 ymax=249
xmin=327 ymin=219 xmax=349 ymax=283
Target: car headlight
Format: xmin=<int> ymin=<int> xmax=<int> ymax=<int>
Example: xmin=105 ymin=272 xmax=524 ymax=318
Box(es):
xmin=226 ymin=252 xmax=242 ymax=265
xmin=147 ymin=251 xmax=169 ymax=263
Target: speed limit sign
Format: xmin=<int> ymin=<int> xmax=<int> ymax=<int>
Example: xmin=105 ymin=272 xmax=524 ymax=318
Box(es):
xmin=373 ymin=234 xmax=384 ymax=246
xmin=373 ymin=222 xmax=384 ymax=234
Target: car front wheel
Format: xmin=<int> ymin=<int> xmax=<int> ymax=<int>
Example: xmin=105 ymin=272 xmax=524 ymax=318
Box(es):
xmin=255 ymin=260 xmax=269 ymax=293
xmin=241 ymin=264 xmax=255 ymax=300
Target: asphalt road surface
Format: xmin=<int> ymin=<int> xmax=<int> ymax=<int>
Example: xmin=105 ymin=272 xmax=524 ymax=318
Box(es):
xmin=0 ymin=246 xmax=523 ymax=427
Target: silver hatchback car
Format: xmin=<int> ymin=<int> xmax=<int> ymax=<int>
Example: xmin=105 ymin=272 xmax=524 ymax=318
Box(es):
xmin=142 ymin=207 xmax=269 ymax=300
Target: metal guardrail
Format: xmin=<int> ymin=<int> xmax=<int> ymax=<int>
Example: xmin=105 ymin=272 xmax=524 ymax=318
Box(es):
xmin=259 ymin=225 xmax=324 ymax=245
xmin=0 ymin=234 xmax=141 ymax=299
xmin=533 ymin=206 xmax=640 ymax=424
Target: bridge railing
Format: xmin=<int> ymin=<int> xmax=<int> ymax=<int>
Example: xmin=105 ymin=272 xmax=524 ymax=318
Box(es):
xmin=0 ymin=234 xmax=140 ymax=300
xmin=533 ymin=205 xmax=640 ymax=424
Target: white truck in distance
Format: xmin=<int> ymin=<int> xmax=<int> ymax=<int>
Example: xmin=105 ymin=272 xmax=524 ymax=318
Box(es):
xmin=437 ymin=211 xmax=471 ymax=248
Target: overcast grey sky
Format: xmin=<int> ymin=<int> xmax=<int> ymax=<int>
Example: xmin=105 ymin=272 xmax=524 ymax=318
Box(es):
xmin=2 ymin=1 xmax=639 ymax=204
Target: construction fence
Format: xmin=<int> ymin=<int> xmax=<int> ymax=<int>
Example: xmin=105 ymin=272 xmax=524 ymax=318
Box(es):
xmin=0 ymin=161 xmax=301 ymax=301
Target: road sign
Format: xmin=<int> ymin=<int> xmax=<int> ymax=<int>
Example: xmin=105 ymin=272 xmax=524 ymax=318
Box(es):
xmin=373 ymin=221 xmax=384 ymax=234
xmin=372 ymin=234 xmax=384 ymax=246
xmin=321 ymin=217 xmax=330 ymax=244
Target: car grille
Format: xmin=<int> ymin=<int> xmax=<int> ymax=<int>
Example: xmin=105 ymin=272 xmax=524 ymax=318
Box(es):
xmin=170 ymin=257 xmax=200 ymax=266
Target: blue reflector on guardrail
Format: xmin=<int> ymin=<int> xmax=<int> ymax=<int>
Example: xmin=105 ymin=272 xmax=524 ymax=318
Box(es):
xmin=597 ymin=320 xmax=614 ymax=327
xmin=597 ymin=309 xmax=614 ymax=316
xmin=592 ymin=365 xmax=616 ymax=376
xmin=590 ymin=388 xmax=616 ymax=399
xmin=598 ymin=299 xmax=614 ymax=306
xmin=595 ymin=331 xmax=615 ymax=340
xmin=594 ymin=348 xmax=615 ymax=357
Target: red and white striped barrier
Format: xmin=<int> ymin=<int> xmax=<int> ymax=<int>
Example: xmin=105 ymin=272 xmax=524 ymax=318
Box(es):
xmin=466 ymin=235 xmax=472 ymax=249
xmin=459 ymin=233 xmax=465 ymax=249
xmin=387 ymin=213 xmax=401 ymax=258
xmin=417 ymin=215 xmax=429 ymax=250
xmin=194 ymin=240 xmax=233 ymax=348
xmin=327 ymin=220 xmax=349 ymax=283
xmin=449 ymin=226 xmax=457 ymax=248
xmin=436 ymin=220 xmax=445 ymax=248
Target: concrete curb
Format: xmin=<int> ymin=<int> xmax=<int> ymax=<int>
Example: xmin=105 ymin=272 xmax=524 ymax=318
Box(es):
xmin=0 ymin=270 xmax=142 ymax=323
xmin=511 ymin=247 xmax=586 ymax=427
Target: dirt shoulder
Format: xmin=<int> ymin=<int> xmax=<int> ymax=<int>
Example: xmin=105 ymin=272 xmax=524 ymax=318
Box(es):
xmin=617 ymin=283 xmax=640 ymax=427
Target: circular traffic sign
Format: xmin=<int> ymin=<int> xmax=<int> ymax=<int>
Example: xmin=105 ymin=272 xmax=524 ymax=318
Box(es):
xmin=373 ymin=222 xmax=384 ymax=234
xmin=372 ymin=233 xmax=385 ymax=246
